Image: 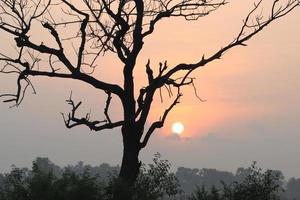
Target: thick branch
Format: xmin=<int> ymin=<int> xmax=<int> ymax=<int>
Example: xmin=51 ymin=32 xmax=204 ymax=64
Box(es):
xmin=140 ymin=92 xmax=182 ymax=149
xmin=102 ymin=0 xmax=130 ymax=62
xmin=42 ymin=22 xmax=63 ymax=51
xmin=61 ymin=0 xmax=90 ymax=71
xmin=104 ymin=91 xmax=112 ymax=124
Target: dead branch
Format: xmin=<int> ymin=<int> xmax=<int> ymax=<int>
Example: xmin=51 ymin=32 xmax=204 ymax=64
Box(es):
xmin=0 ymin=0 xmax=298 ymax=140
xmin=61 ymin=92 xmax=123 ymax=131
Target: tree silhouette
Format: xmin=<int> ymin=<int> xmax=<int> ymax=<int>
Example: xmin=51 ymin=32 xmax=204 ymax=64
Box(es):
xmin=0 ymin=0 xmax=299 ymax=198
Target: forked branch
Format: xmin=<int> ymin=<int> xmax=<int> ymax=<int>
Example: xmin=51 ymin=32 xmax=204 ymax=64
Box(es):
xmin=0 ymin=0 xmax=298 ymax=138
xmin=137 ymin=0 xmax=299 ymax=146
xmin=140 ymin=92 xmax=182 ymax=149
xmin=62 ymin=93 xmax=123 ymax=131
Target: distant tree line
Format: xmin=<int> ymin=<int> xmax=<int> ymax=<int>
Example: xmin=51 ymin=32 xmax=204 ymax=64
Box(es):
xmin=0 ymin=155 xmax=299 ymax=200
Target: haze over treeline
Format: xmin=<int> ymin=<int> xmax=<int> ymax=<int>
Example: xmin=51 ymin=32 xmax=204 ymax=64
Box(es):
xmin=1 ymin=157 xmax=300 ymax=200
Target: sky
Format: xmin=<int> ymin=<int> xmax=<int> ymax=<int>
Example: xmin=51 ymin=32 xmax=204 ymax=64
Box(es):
xmin=0 ymin=0 xmax=300 ymax=179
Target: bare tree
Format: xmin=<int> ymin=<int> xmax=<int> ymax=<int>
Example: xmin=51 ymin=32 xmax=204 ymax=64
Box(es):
xmin=0 ymin=0 xmax=299 ymax=198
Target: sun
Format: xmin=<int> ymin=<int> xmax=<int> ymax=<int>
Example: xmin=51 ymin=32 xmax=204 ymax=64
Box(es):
xmin=172 ymin=122 xmax=185 ymax=135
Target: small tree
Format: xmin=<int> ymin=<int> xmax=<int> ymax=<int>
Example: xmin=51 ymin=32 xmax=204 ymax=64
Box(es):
xmin=0 ymin=167 xmax=30 ymax=200
xmin=189 ymin=162 xmax=284 ymax=200
xmin=105 ymin=153 xmax=181 ymax=200
xmin=0 ymin=0 xmax=299 ymax=198
xmin=222 ymin=162 xmax=284 ymax=200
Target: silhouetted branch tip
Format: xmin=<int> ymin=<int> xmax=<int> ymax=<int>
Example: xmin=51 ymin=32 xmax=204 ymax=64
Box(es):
xmin=61 ymin=92 xmax=123 ymax=131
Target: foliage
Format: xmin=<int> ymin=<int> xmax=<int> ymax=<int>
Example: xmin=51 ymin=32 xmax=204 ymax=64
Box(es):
xmin=134 ymin=153 xmax=182 ymax=200
xmin=176 ymin=167 xmax=235 ymax=194
xmin=189 ymin=186 xmax=220 ymax=200
xmin=0 ymin=154 xmax=181 ymax=200
xmin=0 ymin=161 xmax=105 ymax=200
xmin=189 ymin=162 xmax=284 ymax=200
xmin=285 ymin=178 xmax=300 ymax=200
xmin=0 ymin=158 xmax=297 ymax=200
xmin=53 ymin=169 xmax=104 ymax=200
xmin=222 ymin=162 xmax=284 ymax=200
xmin=105 ymin=153 xmax=182 ymax=200
xmin=0 ymin=167 xmax=30 ymax=200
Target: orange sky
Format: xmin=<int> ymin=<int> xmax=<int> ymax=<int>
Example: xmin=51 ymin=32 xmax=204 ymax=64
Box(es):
xmin=0 ymin=0 xmax=300 ymax=177
xmin=140 ymin=1 xmax=300 ymax=139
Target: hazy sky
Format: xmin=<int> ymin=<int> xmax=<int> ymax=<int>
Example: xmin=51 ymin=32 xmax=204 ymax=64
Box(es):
xmin=0 ymin=0 xmax=300 ymax=178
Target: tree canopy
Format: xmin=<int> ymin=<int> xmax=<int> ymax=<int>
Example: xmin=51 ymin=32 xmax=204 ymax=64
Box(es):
xmin=0 ymin=0 xmax=299 ymax=198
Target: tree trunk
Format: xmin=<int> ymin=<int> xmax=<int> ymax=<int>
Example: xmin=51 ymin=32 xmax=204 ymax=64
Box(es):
xmin=112 ymin=124 xmax=141 ymax=200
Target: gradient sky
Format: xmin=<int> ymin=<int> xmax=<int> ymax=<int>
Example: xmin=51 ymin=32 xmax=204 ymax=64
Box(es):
xmin=0 ymin=0 xmax=300 ymax=178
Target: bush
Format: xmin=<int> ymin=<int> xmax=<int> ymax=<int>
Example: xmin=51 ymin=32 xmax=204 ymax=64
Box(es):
xmin=189 ymin=186 xmax=220 ymax=200
xmin=104 ymin=153 xmax=182 ymax=200
xmin=189 ymin=162 xmax=284 ymax=200
xmin=0 ymin=162 xmax=105 ymax=200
